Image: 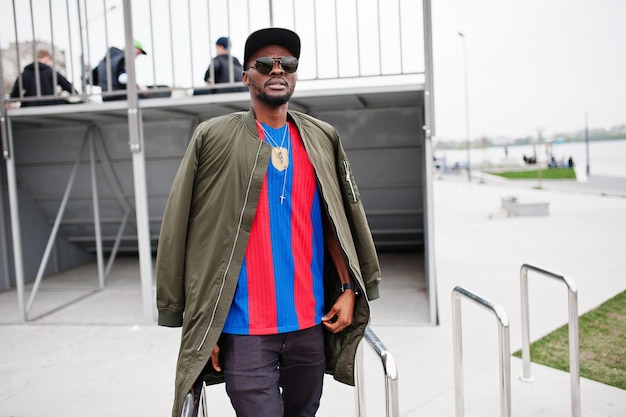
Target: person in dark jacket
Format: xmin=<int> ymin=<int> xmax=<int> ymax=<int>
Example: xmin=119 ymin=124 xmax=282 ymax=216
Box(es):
xmin=10 ymin=50 xmax=76 ymax=107
xmin=92 ymin=39 xmax=147 ymax=101
xmin=202 ymin=36 xmax=247 ymax=93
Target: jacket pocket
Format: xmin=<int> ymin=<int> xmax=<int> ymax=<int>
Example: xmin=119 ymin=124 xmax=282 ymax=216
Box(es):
xmin=340 ymin=159 xmax=360 ymax=203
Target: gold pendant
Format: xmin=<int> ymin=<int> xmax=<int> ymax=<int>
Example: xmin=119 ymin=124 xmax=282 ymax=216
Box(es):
xmin=271 ymin=147 xmax=289 ymax=171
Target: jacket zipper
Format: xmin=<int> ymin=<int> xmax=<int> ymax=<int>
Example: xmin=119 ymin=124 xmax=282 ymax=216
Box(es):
xmin=196 ymin=140 xmax=265 ymax=351
xmin=343 ymin=160 xmax=357 ymax=203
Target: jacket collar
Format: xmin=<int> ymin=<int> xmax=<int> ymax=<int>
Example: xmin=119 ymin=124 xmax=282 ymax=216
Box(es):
xmin=244 ymin=107 xmax=298 ymax=137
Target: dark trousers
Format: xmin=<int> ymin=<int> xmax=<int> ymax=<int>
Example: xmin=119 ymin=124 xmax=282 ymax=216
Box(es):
xmin=221 ymin=325 xmax=326 ymax=417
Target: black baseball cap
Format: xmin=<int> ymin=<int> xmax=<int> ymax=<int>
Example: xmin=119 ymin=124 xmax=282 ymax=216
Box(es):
xmin=243 ymin=28 xmax=301 ymax=66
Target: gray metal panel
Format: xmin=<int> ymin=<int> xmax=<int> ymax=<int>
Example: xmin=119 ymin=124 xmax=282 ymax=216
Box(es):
xmin=314 ymin=105 xmax=425 ymax=249
xmin=4 ymin=85 xmax=425 ymax=262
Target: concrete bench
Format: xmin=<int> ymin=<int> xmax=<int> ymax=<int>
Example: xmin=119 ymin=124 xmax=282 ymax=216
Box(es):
xmin=501 ymin=196 xmax=549 ymax=216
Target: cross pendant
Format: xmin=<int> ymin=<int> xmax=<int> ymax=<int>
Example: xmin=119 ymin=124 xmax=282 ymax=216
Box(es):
xmin=280 ymin=194 xmax=285 ymax=204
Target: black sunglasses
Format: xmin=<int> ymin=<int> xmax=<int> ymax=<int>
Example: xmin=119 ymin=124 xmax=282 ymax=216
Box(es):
xmin=249 ymin=56 xmax=299 ymax=74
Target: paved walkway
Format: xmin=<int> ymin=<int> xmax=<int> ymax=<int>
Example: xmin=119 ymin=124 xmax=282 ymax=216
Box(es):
xmin=0 ymin=174 xmax=625 ymax=416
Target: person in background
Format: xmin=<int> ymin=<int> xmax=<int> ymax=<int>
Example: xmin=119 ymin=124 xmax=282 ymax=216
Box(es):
xmin=10 ymin=49 xmax=77 ymax=107
xmin=202 ymin=36 xmax=247 ymax=93
xmin=156 ymin=27 xmax=381 ymax=417
xmin=92 ymin=39 xmax=147 ymax=101
xmin=568 ymin=156 xmax=575 ymax=168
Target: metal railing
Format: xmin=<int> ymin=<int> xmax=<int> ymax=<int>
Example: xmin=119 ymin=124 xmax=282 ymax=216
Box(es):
xmin=2 ymin=0 xmax=425 ymax=106
xmin=519 ymin=263 xmax=580 ymax=417
xmin=452 ymin=286 xmax=511 ymax=417
xmin=355 ymin=326 xmax=399 ymax=417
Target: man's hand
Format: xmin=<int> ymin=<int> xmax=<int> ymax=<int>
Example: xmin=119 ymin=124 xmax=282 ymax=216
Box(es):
xmin=322 ymin=290 xmax=356 ymax=333
xmin=210 ymin=344 xmax=221 ymax=372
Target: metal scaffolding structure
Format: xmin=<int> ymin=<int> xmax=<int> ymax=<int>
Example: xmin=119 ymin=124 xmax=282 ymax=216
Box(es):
xmin=1 ymin=0 xmax=436 ymax=324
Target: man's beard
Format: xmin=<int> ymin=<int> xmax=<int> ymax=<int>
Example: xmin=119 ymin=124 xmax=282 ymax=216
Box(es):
xmin=258 ymin=91 xmax=292 ymax=106
xmin=250 ymin=78 xmax=295 ymax=106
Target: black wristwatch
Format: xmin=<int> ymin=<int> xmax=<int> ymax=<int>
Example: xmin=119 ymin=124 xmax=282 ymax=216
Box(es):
xmin=341 ymin=281 xmax=360 ymax=296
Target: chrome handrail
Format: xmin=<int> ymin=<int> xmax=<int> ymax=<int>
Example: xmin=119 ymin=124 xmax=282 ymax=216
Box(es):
xmin=452 ymin=286 xmax=511 ymax=417
xmin=519 ymin=263 xmax=580 ymax=417
xmin=355 ymin=326 xmax=399 ymax=417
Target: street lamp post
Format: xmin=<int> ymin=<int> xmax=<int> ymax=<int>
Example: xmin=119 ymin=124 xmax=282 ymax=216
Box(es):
xmin=458 ymin=32 xmax=471 ymax=182
xmin=585 ymin=113 xmax=590 ymax=176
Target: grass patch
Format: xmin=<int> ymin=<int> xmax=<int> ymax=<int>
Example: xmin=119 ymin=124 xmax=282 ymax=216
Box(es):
xmin=491 ymin=168 xmax=576 ymax=180
xmin=513 ymin=290 xmax=626 ymax=389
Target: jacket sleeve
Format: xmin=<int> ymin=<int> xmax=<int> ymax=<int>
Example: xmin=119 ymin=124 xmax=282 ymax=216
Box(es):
xmin=57 ymin=73 xmax=76 ymax=94
xmin=10 ymin=78 xmax=20 ymax=98
xmin=334 ymin=132 xmax=381 ymax=301
xmin=155 ymin=129 xmax=202 ymax=327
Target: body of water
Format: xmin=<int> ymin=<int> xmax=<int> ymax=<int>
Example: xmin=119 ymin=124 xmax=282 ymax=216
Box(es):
xmin=434 ymin=139 xmax=626 ymax=178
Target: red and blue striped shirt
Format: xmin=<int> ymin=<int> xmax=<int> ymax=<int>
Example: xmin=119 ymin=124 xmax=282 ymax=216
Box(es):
xmin=222 ymin=121 xmax=325 ymax=335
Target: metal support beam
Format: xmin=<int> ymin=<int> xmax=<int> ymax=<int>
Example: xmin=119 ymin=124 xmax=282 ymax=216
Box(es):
xmin=4 ymin=118 xmax=26 ymax=321
xmin=123 ymin=0 xmax=155 ymax=322
xmin=89 ymin=131 xmax=105 ymax=289
xmin=0 ymin=46 xmax=13 ymax=292
xmin=422 ymin=0 xmax=438 ymax=325
xmin=27 ymin=136 xmax=89 ymax=316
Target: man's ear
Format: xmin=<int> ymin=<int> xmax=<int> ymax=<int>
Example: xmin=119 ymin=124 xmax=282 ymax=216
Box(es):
xmin=242 ymin=71 xmax=249 ymax=86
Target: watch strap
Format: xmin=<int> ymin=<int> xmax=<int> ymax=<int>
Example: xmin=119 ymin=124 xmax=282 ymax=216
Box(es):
xmin=341 ymin=281 xmax=360 ymax=296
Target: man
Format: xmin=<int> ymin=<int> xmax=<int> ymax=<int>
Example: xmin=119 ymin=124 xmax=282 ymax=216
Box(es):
xmin=156 ymin=27 xmax=380 ymax=417
xmin=10 ymin=49 xmax=76 ymax=107
xmin=92 ymin=39 xmax=147 ymax=101
xmin=200 ymin=36 xmax=247 ymax=94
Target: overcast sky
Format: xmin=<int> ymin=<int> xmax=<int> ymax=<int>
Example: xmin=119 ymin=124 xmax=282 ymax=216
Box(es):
xmin=3 ymin=0 xmax=625 ymax=143
xmin=431 ymin=0 xmax=626 ymax=141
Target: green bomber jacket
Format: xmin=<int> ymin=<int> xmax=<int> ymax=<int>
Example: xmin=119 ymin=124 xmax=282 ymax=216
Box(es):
xmin=155 ymin=107 xmax=381 ymax=417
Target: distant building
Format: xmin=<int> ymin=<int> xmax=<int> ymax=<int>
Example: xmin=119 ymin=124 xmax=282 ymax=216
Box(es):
xmin=2 ymin=41 xmax=69 ymax=96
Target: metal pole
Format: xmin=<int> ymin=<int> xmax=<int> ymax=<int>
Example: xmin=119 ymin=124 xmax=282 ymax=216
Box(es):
xmin=452 ymin=291 xmax=465 ymax=417
xmin=568 ymin=288 xmax=581 ymax=417
xmin=519 ymin=266 xmax=534 ymax=382
xmin=12 ymin=0 xmax=25 ymax=101
xmin=376 ymin=0 xmax=382 ymax=75
xmin=498 ymin=316 xmax=512 ymax=417
xmin=0 ymin=55 xmax=11 ymax=290
xmin=89 ymin=133 xmax=105 ymax=289
xmin=365 ymin=327 xmax=399 ymax=417
xmin=76 ymin=0 xmax=88 ymax=97
xmin=148 ymin=0 xmax=157 ymax=88
xmin=168 ymin=0 xmax=176 ymax=87
xmin=354 ymin=328 xmax=399 ymax=417
xmin=269 ymin=0 xmax=274 ymax=26
xmin=519 ymin=264 xmax=581 ymax=417
xmin=354 ymin=341 xmax=366 ymax=417
xmin=422 ymin=0 xmax=438 ymax=325
xmin=4 ymin=119 xmax=27 ymax=321
xmin=65 ymin=0 xmax=77 ymax=92
xmin=0 ymin=44 xmax=10 ymax=156
xmin=458 ymin=32 xmax=471 ymax=182
xmin=187 ymin=0 xmax=195 ymax=85
xmin=585 ymin=113 xmax=590 ymax=176
xmin=28 ymin=0 xmax=42 ymax=99
xmin=452 ymin=286 xmax=511 ymax=417
xmin=48 ymin=0 xmax=59 ymax=94
xmin=122 ymin=0 xmax=155 ymax=323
